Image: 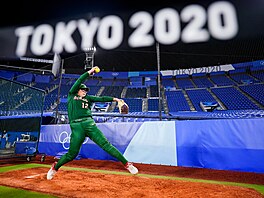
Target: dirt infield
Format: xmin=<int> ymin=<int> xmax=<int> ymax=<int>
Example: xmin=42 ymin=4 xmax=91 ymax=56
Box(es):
xmin=0 ymin=156 xmax=264 ymax=198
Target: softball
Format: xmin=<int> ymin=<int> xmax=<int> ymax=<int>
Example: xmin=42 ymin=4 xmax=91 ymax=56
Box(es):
xmin=94 ymin=67 xmax=100 ymax=73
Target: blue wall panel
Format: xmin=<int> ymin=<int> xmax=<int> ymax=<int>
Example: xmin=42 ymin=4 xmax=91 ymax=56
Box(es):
xmin=39 ymin=118 xmax=264 ymax=173
xmin=176 ymin=118 xmax=264 ymax=173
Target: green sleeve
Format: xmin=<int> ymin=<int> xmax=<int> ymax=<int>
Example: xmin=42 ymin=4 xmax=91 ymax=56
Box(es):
xmin=69 ymin=72 xmax=90 ymax=94
xmin=88 ymin=95 xmax=114 ymax=102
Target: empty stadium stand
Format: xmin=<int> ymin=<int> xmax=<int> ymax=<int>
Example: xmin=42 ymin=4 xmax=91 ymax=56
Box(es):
xmin=1 ymin=60 xmax=264 ymax=122
xmin=209 ymin=71 xmax=236 ymax=86
xmin=165 ymin=90 xmax=191 ymax=112
xmin=185 ymin=89 xmax=218 ymax=111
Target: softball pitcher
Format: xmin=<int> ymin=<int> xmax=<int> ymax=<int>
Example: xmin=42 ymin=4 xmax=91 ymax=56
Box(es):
xmin=47 ymin=66 xmax=138 ymax=180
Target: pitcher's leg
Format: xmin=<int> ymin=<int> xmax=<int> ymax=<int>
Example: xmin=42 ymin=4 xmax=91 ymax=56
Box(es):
xmin=55 ymin=123 xmax=85 ymax=170
xmin=88 ymin=125 xmax=138 ymax=174
xmin=88 ymin=126 xmax=128 ymax=165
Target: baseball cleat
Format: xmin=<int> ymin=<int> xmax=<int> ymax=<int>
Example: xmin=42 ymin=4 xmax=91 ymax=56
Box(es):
xmin=125 ymin=162 xmax=138 ymax=175
xmin=47 ymin=162 xmax=57 ymax=180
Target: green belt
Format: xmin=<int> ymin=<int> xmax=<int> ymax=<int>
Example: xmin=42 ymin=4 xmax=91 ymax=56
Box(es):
xmin=70 ymin=117 xmax=92 ymax=124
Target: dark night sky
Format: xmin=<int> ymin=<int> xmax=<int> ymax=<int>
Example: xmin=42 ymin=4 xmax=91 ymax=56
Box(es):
xmin=0 ymin=0 xmax=263 ymax=73
xmin=0 ymin=0 xmax=182 ymax=27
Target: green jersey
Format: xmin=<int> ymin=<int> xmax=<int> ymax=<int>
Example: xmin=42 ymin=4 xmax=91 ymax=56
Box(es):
xmin=67 ymin=72 xmax=113 ymax=122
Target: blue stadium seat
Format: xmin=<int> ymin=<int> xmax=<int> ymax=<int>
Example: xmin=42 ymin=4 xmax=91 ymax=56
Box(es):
xmin=165 ymin=90 xmax=190 ymax=112
xmin=211 ymin=87 xmax=260 ymax=110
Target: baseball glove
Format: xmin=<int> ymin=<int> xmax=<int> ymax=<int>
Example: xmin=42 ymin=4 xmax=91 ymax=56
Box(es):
xmin=117 ymin=99 xmax=129 ymax=114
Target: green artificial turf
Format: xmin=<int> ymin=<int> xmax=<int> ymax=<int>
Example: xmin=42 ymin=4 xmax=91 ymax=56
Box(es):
xmin=0 ymin=186 xmax=57 ymax=198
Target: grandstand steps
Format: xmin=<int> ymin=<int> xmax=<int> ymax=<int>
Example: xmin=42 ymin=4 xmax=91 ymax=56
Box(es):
xmin=11 ymin=95 xmax=31 ymax=110
xmin=49 ymin=101 xmax=58 ymax=111
xmin=47 ymin=84 xmax=59 ymax=95
xmin=190 ymin=78 xmax=197 ymax=88
xmin=146 ymin=87 xmax=151 ymax=98
xmin=207 ymin=77 xmax=216 ymax=87
xmin=97 ymin=86 xmax=105 ymax=96
xmin=142 ymin=98 xmax=148 ymax=112
xmin=206 ymin=88 xmax=227 ymax=110
xmin=235 ymin=86 xmax=264 ymax=109
xmin=161 ymin=87 xmax=169 ymax=114
xmin=182 ymin=89 xmax=195 ymax=111
xmin=121 ymin=87 xmax=128 ymax=98
xmin=174 ymin=79 xmax=179 ymax=89
xmin=249 ymin=73 xmax=261 ymax=82
xmin=226 ymin=74 xmax=239 ymax=85
xmin=13 ymin=85 xmax=28 ymax=96
xmin=108 ymin=101 xmax=117 ymax=112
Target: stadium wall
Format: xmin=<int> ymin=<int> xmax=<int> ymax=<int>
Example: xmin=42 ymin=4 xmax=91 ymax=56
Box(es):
xmin=38 ymin=118 xmax=264 ymax=173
